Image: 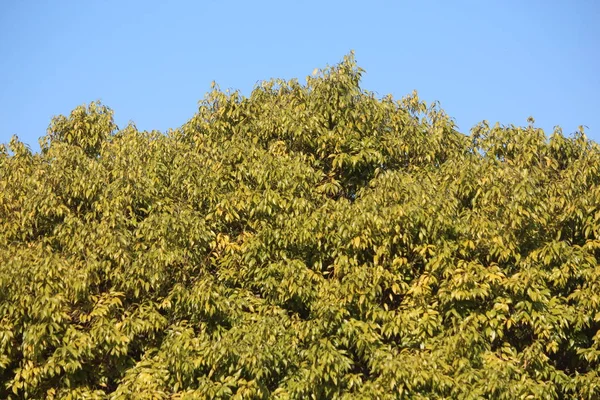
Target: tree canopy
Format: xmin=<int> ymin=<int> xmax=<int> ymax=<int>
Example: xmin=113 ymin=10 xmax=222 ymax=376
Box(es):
xmin=1 ymin=53 xmax=600 ymax=399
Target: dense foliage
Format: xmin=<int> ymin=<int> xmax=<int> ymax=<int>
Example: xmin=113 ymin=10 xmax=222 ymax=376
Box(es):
xmin=2 ymin=53 xmax=600 ymax=399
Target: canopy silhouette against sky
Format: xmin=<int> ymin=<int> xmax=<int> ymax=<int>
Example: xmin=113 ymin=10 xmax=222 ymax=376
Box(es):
xmin=1 ymin=0 xmax=598 ymax=149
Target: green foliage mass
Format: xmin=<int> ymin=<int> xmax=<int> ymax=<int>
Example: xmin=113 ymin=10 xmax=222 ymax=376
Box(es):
xmin=2 ymin=53 xmax=600 ymax=399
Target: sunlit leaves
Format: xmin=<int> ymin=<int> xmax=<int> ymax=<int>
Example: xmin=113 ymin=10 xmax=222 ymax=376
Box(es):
xmin=1 ymin=53 xmax=600 ymax=398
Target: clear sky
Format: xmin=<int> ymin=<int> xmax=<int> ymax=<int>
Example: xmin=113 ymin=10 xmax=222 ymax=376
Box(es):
xmin=1 ymin=0 xmax=598 ymax=150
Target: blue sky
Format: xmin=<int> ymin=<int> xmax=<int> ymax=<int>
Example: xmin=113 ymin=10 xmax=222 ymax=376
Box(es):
xmin=1 ymin=0 xmax=598 ymax=150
